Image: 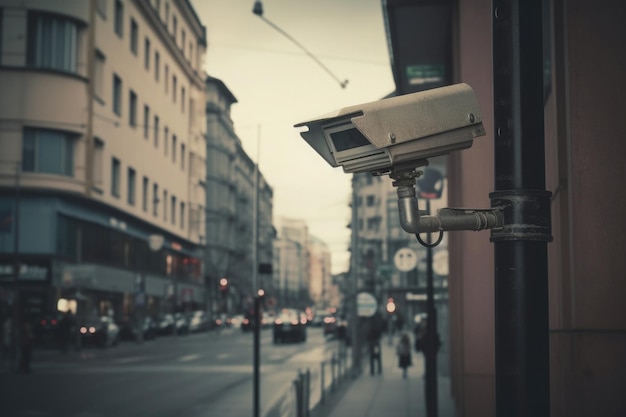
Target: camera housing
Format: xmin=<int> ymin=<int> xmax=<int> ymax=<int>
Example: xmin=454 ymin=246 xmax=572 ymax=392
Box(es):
xmin=294 ymin=83 xmax=486 ymax=175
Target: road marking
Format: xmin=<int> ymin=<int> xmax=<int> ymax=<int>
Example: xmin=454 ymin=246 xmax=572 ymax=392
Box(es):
xmin=178 ymin=354 xmax=200 ymax=362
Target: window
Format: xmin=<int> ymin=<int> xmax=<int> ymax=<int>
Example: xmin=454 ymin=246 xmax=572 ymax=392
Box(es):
xmin=181 ymin=30 xmax=185 ymax=51
xmin=127 ymin=167 xmax=136 ymax=205
xmin=153 ymin=183 xmax=159 ymax=216
xmin=181 ymin=87 xmax=185 ymax=112
xmin=129 ymin=90 xmax=137 ymax=126
xmin=164 ymin=65 xmax=169 ymax=94
xmin=172 ymin=135 xmax=177 ymax=162
xmin=165 ymin=2 xmax=169 ymax=28
xmin=189 ymin=99 xmax=195 ymax=129
xmin=114 ymin=0 xmax=123 ymax=37
xmin=143 ymin=105 xmax=150 ymax=138
xmin=155 ymin=0 xmax=161 ymax=16
xmin=94 ymin=50 xmax=105 ymax=100
xmin=142 ymin=176 xmax=149 ymax=211
xmin=22 ymin=128 xmax=75 ymax=176
xmin=181 ymin=143 xmax=185 ymax=170
xmin=144 ymin=38 xmax=150 ymax=69
xmin=172 ymin=75 xmax=177 ymax=102
xmin=111 ymin=157 xmax=120 ymax=197
xmin=189 ymin=42 xmax=193 ymax=66
xmin=112 ymin=74 xmax=122 ymax=115
xmin=171 ymin=196 xmax=176 ymax=225
xmin=93 ymin=138 xmax=104 ymax=188
xmin=180 ymin=202 xmax=185 ymax=229
xmin=163 ymin=190 xmax=168 ymax=221
xmin=154 ymin=115 xmax=159 ymax=147
xmin=130 ymin=19 xmax=138 ymax=55
xmin=27 ymin=13 xmax=78 ymax=73
xmin=366 ymin=195 xmax=376 ymax=207
xmin=164 ymin=127 xmax=169 ymax=156
xmin=172 ymin=15 xmax=177 ymax=40
xmin=154 ymin=51 xmax=160 ymax=80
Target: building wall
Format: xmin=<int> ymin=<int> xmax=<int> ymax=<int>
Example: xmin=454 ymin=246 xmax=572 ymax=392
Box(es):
xmin=447 ymin=1 xmax=626 ymax=416
xmin=0 ymin=0 xmax=207 ymax=321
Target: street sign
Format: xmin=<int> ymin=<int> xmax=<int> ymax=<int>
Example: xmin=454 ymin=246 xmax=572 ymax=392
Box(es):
xmin=357 ymin=292 xmax=378 ymax=317
xmin=394 ymin=247 xmax=417 ymax=272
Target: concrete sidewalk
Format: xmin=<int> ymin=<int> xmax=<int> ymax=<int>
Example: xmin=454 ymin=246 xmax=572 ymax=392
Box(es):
xmin=313 ymin=335 xmax=457 ymax=417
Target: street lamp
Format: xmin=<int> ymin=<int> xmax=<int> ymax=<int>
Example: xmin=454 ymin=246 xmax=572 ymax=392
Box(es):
xmin=252 ymin=1 xmax=348 ymax=89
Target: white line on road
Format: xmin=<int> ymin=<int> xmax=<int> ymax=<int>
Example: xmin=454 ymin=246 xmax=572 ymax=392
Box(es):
xmin=178 ymin=354 xmax=201 ymax=362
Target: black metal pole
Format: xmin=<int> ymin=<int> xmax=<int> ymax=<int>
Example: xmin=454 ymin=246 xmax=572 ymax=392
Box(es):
xmin=12 ymin=162 xmax=21 ymax=372
xmin=425 ymin=199 xmax=438 ymax=417
xmin=491 ymin=1 xmax=552 ymax=416
xmin=253 ymin=295 xmax=260 ymax=417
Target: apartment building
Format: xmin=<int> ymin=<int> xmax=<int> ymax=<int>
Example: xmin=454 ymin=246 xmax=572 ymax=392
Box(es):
xmin=0 ymin=0 xmax=207 ymax=325
xmin=205 ymin=76 xmax=275 ymax=316
xmin=307 ymin=235 xmax=332 ymax=311
xmin=350 ymin=161 xmax=449 ymax=321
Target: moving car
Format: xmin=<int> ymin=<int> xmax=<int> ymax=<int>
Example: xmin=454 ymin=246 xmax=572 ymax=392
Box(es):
xmin=79 ymin=316 xmax=120 ymax=348
xmin=273 ymin=308 xmax=307 ymax=344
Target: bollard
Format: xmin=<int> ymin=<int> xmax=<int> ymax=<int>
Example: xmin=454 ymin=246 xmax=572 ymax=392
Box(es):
xmin=304 ymin=368 xmax=311 ymax=417
xmin=295 ymin=373 xmax=302 ymax=417
xmin=331 ymin=353 xmax=336 ymax=392
xmin=320 ymin=361 xmax=325 ymax=405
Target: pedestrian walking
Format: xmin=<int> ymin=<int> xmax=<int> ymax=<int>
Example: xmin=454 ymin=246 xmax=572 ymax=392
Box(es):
xmin=396 ymin=332 xmax=412 ymax=378
xmin=367 ymin=316 xmax=383 ymax=375
xmin=18 ymin=319 xmax=33 ymax=373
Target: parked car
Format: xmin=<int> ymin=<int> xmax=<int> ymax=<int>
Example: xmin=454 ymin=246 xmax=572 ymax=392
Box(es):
xmin=173 ymin=312 xmax=189 ymax=334
xmin=79 ymin=316 xmax=120 ymax=348
xmin=188 ymin=311 xmax=209 ymax=333
xmin=273 ymin=308 xmax=307 ymax=344
xmin=119 ymin=317 xmax=158 ymax=341
xmin=157 ymin=314 xmax=175 ymax=335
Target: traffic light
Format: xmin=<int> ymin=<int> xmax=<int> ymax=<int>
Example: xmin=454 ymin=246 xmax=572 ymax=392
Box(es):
xmin=219 ymin=278 xmax=228 ymax=297
xmin=386 ymin=297 xmax=396 ymax=314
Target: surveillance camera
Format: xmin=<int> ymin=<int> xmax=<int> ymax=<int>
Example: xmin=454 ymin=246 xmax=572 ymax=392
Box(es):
xmin=294 ymin=83 xmax=486 ymax=175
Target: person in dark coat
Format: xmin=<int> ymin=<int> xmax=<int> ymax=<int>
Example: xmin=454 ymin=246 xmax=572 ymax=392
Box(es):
xmin=58 ymin=311 xmax=73 ymax=354
xmin=396 ymin=332 xmax=412 ymax=378
xmin=19 ymin=319 xmax=34 ymax=373
xmin=366 ymin=316 xmax=383 ymax=375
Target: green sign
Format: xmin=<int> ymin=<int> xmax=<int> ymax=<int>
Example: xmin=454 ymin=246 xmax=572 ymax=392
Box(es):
xmin=405 ymin=64 xmax=445 ymax=86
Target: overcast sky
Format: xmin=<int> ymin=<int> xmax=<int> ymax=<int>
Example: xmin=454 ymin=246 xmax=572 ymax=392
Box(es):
xmin=191 ymin=0 xmax=396 ymax=274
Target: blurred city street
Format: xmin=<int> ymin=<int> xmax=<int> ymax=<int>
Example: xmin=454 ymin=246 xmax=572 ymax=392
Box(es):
xmin=0 ymin=326 xmax=343 ymax=417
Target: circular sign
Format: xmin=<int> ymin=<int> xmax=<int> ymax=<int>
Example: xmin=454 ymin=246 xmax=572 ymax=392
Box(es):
xmin=394 ymin=247 xmax=417 ymax=272
xmin=357 ymin=292 xmax=378 ymax=317
xmin=433 ymin=250 xmax=449 ymax=276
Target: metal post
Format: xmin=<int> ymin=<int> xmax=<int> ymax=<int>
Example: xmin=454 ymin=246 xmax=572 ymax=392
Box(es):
xmin=11 ymin=162 xmax=21 ymax=372
xmin=491 ymin=1 xmax=552 ymax=416
xmin=252 ymin=125 xmax=261 ymax=417
xmin=350 ymin=175 xmax=360 ymax=377
xmin=425 ymin=199 xmax=438 ymax=417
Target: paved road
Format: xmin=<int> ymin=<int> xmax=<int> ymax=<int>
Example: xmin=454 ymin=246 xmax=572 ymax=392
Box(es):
xmin=0 ymin=326 xmax=342 ymax=417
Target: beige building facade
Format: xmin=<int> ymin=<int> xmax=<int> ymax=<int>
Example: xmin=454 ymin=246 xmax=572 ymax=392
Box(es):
xmin=0 ymin=0 xmax=207 ymax=325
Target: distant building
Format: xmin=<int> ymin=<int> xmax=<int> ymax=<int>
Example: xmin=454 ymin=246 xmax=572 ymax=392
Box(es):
xmin=204 ymin=76 xmax=275 ymax=316
xmin=307 ymin=235 xmax=332 ymax=310
xmin=0 ymin=0 xmax=207 ymax=323
xmin=274 ymin=217 xmax=309 ymax=309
